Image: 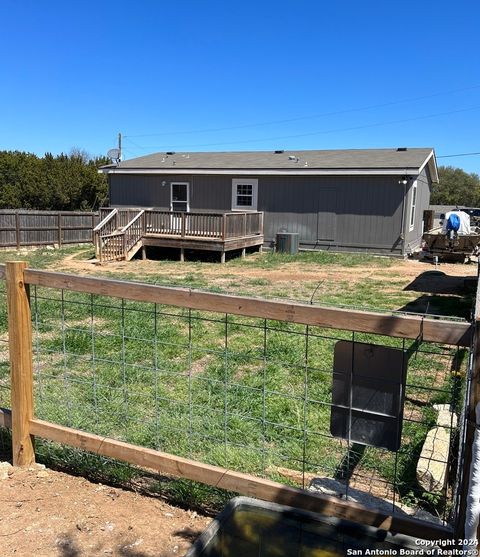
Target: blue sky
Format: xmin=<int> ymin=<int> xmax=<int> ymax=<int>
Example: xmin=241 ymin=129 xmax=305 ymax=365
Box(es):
xmin=1 ymin=0 xmax=480 ymax=173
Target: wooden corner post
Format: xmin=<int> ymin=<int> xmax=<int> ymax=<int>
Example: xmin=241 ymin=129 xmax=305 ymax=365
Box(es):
xmin=455 ymin=265 xmax=480 ymax=539
xmin=6 ymin=261 xmax=35 ymax=466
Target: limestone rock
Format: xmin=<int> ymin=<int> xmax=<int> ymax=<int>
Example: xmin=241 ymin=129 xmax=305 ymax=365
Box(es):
xmin=0 ymin=461 xmax=13 ymax=480
xmin=433 ymin=404 xmax=457 ymax=428
xmin=417 ymin=426 xmax=450 ymax=492
xmin=309 ymin=477 xmax=443 ymax=524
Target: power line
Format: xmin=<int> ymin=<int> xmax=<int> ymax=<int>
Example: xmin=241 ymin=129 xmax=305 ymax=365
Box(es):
xmin=124 ymin=83 xmax=480 ymax=139
xmin=437 ymin=151 xmax=480 ymax=158
xmin=123 ymin=105 xmax=480 ymax=151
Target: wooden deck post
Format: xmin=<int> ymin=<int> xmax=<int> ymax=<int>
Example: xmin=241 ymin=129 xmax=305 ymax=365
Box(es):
xmin=220 ymin=251 xmax=225 ymax=264
xmin=6 ymin=261 xmax=35 ymax=466
xmin=222 ymin=214 xmax=227 ymax=241
xmin=181 ymin=213 xmax=186 ymax=238
xmin=180 ymin=247 xmax=185 ymax=262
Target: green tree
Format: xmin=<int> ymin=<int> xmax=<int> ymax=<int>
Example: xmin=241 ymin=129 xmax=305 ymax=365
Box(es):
xmin=431 ymin=165 xmax=480 ymax=206
xmin=0 ymin=149 xmax=109 ymax=210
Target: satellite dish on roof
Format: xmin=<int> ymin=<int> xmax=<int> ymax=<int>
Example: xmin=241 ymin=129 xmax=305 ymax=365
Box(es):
xmin=107 ymin=148 xmax=121 ymax=162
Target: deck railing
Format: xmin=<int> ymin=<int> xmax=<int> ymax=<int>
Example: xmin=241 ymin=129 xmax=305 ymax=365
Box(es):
xmin=122 ymin=210 xmax=145 ymax=254
xmin=223 ymin=211 xmax=263 ymax=239
xmin=94 ymin=209 xmax=145 ymax=262
xmin=94 ymin=209 xmax=264 ymax=261
xmin=144 ymin=210 xmax=263 ymax=239
xmin=98 ymin=208 xmax=141 ymax=229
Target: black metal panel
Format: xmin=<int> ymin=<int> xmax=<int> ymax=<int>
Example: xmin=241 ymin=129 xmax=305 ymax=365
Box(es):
xmin=330 ymin=341 xmax=406 ymax=451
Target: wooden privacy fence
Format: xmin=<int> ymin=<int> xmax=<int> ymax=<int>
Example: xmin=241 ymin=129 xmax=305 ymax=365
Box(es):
xmin=0 ymin=210 xmax=98 ymax=248
xmin=0 ymin=261 xmax=475 ymax=540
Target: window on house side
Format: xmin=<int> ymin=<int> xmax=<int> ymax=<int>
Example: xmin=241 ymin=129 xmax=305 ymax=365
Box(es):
xmin=409 ymin=181 xmax=417 ymax=231
xmin=232 ymin=179 xmax=258 ymax=210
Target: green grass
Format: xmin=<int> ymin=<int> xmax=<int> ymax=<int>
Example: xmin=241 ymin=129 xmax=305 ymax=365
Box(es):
xmin=228 ymin=250 xmax=395 ymax=270
xmin=0 ymin=245 xmax=473 ymax=518
xmin=0 ymin=245 xmax=93 ymax=268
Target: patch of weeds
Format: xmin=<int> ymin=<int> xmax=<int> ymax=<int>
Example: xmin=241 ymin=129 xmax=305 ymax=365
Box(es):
xmin=182 ymin=273 xmax=209 ymax=288
xmin=247 ymin=278 xmax=270 ymax=287
xmin=229 ymin=251 xmax=394 ymax=270
xmin=152 ymin=478 xmax=235 ymax=515
xmin=35 ymin=441 xmax=138 ymax=485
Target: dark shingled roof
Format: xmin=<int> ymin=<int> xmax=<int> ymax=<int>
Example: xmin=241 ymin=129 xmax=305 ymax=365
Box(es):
xmin=116 ymin=147 xmax=435 ymax=170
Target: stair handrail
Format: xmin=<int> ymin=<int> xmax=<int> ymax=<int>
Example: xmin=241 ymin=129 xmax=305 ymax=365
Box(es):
xmin=120 ymin=210 xmax=145 ymax=233
xmin=93 ymin=208 xmax=118 ymax=232
xmin=121 ymin=210 xmax=145 ymax=258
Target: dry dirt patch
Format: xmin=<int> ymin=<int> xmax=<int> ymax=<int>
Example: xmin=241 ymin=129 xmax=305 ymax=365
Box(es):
xmin=0 ymin=464 xmax=210 ymax=557
xmin=55 ymin=251 xmax=479 ymax=286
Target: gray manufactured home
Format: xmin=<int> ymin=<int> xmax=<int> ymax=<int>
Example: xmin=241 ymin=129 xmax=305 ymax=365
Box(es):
xmin=101 ymin=147 xmax=438 ymax=256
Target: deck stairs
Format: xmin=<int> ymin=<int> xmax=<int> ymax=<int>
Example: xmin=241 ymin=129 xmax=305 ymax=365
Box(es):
xmin=94 ymin=209 xmax=145 ymax=262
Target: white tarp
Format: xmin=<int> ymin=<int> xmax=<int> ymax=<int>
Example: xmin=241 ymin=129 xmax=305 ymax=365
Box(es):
xmin=441 ymin=210 xmax=471 ymax=235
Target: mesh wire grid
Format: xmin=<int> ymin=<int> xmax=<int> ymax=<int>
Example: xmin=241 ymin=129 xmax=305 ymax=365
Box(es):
xmin=20 ymin=283 xmax=468 ymax=525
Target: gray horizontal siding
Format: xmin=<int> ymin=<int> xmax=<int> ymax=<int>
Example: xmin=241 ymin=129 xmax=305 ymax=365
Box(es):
xmin=404 ymin=166 xmax=431 ymax=252
xmin=109 ymin=174 xmax=192 ymax=209
xmin=109 ymin=174 xmax=410 ymax=253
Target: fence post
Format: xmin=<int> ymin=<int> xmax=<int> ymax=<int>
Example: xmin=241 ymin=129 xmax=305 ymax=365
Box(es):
xmin=456 ymin=264 xmax=480 ymax=539
xmin=6 ymin=261 xmax=35 ymax=466
xmin=58 ymin=214 xmax=62 ymax=247
xmin=15 ymin=212 xmax=20 ymax=250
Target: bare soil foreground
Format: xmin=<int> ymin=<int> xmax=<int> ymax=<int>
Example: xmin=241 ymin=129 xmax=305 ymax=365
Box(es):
xmin=0 ymin=463 xmax=210 ymax=557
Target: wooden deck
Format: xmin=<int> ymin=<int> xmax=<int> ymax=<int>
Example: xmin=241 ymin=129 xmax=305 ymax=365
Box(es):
xmin=94 ymin=209 xmax=264 ymax=262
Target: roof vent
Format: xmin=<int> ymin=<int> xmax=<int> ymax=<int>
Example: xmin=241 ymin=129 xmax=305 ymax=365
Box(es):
xmin=396 ymin=147 xmax=407 ymax=152
xmin=288 ymin=155 xmax=297 ymax=160
xmin=274 ymin=150 xmax=284 ymax=154
xmin=166 ymin=151 xmax=176 ymax=155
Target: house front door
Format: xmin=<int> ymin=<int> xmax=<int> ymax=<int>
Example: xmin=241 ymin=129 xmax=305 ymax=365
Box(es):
xmin=171 ymin=182 xmax=189 ymax=212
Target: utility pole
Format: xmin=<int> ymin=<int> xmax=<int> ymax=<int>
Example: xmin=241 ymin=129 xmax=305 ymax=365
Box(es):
xmin=118 ymin=132 xmax=122 ymax=161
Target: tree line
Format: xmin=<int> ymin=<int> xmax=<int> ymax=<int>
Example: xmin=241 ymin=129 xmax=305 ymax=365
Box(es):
xmin=0 ymin=149 xmax=109 ymax=211
xmin=0 ymin=150 xmax=478 ymax=211
xmin=432 ymin=166 xmax=480 ymax=207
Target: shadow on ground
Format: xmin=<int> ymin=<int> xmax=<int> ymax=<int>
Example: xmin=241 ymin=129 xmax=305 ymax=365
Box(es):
xmin=56 ymin=532 xmax=184 ymax=557
xmin=398 ymin=271 xmax=477 ymax=319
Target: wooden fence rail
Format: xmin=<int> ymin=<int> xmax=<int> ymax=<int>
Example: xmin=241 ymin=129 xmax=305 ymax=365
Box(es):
xmin=1 ymin=261 xmax=472 ymax=540
xmin=0 ymin=210 xmax=98 ymax=248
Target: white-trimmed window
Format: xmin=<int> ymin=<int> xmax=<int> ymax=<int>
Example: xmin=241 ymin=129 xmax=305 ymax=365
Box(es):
xmin=231 ymin=179 xmax=258 ymax=211
xmin=409 ymin=181 xmax=417 ymax=231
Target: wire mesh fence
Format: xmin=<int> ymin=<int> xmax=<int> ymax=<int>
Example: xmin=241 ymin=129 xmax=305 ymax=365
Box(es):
xmin=14 ymin=282 xmax=466 ymax=525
